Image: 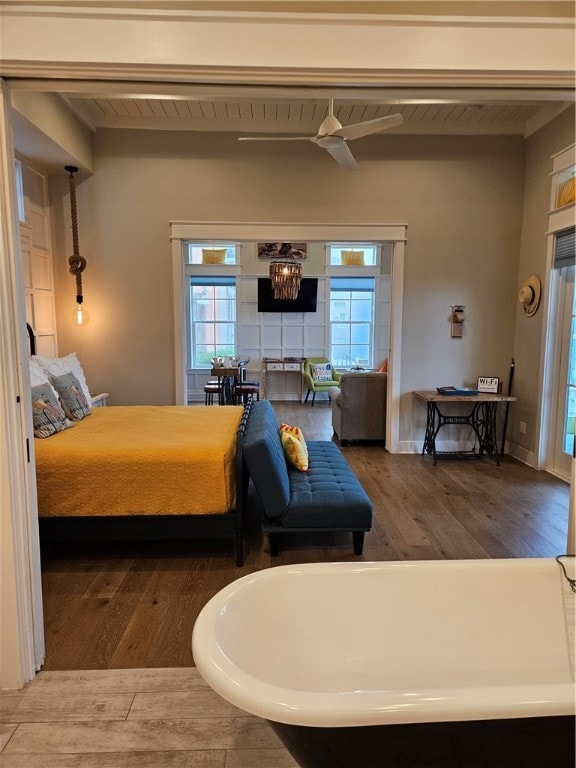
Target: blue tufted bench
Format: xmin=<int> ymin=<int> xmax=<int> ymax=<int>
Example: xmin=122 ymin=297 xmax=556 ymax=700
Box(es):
xmin=242 ymin=400 xmax=372 ymax=555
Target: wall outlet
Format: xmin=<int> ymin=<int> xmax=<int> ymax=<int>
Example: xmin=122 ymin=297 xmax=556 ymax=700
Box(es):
xmin=519 ymin=421 xmax=527 ymax=435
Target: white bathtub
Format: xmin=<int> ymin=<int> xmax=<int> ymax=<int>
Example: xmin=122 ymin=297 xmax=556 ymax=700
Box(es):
xmin=192 ymin=558 xmax=575 ymax=767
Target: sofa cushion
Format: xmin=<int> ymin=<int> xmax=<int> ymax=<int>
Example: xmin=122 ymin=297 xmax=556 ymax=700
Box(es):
xmin=278 ymin=441 xmax=372 ymax=529
xmin=243 ymin=400 xmax=290 ymax=520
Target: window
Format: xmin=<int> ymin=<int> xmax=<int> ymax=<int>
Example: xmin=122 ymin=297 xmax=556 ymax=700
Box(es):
xmin=328 ymin=243 xmax=378 ymax=266
xmin=329 ymin=277 xmax=375 ymax=368
xmin=185 ymin=243 xmax=238 ymax=265
xmin=189 ymin=276 xmax=236 ymax=368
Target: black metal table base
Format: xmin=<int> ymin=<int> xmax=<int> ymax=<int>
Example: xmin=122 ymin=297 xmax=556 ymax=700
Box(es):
xmin=422 ymin=401 xmax=500 ymax=465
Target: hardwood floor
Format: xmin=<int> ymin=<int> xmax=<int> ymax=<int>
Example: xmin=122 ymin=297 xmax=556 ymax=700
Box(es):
xmin=40 ymin=401 xmax=570 ymax=671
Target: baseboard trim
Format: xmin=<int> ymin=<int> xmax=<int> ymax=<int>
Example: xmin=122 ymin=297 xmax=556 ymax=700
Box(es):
xmin=394 ymin=439 xmax=540 ymax=467
xmin=394 ymin=439 xmax=489 ymax=455
xmin=507 ymin=443 xmax=536 ymax=468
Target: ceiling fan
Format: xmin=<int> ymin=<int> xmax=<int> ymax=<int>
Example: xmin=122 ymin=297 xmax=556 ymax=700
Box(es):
xmin=238 ymin=99 xmax=403 ymax=170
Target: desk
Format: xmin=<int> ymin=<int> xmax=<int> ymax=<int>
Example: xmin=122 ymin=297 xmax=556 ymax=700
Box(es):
xmin=412 ymin=391 xmax=517 ymax=465
xmin=261 ymin=358 xmax=305 ymax=401
xmin=211 ymin=366 xmax=240 ymax=405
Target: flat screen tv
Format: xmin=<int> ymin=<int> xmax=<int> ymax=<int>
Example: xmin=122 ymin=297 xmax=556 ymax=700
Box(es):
xmin=257 ymin=277 xmax=318 ymax=313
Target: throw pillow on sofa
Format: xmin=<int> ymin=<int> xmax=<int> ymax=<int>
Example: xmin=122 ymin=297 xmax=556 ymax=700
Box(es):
xmin=280 ymin=423 xmax=309 ymax=471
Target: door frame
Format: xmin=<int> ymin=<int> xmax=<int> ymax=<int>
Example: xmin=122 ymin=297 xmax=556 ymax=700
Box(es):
xmin=171 ymin=221 xmax=406 ymax=453
xmin=548 ymin=265 xmax=574 ymax=478
xmin=0 ymin=79 xmax=45 ymax=690
xmin=536 ymin=144 xmax=575 ymax=483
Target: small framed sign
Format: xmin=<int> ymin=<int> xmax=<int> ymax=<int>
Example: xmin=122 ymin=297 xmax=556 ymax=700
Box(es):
xmin=477 ymin=376 xmax=500 ymax=393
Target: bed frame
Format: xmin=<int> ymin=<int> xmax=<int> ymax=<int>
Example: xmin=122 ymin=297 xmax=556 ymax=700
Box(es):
xmin=29 ymin=324 xmax=254 ymax=567
xmin=37 ymin=401 xmax=254 ymax=566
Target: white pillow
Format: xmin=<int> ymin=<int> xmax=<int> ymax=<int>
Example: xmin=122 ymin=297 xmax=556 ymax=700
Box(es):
xmin=29 ymin=359 xmax=59 ymax=400
xmin=32 ymin=353 xmax=91 ymax=405
xmin=30 ymin=359 xmax=50 ymax=388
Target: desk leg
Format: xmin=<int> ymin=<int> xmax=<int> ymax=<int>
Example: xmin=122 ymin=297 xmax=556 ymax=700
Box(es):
xmin=473 ymin=402 xmax=500 ymax=465
xmin=422 ymin=402 xmax=439 ymax=465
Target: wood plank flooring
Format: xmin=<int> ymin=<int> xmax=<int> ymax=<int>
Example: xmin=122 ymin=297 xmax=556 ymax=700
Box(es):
xmin=3 ymin=403 xmax=572 ymax=767
xmin=40 ymin=401 xmax=570 ymax=671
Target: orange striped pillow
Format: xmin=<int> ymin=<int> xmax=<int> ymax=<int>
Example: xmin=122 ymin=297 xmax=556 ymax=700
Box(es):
xmin=279 ymin=423 xmax=309 ymax=471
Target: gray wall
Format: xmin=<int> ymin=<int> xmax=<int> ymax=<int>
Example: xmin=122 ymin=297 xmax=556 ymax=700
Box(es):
xmin=512 ymin=107 xmax=575 ymax=456
xmin=48 ymin=113 xmax=574 ymax=450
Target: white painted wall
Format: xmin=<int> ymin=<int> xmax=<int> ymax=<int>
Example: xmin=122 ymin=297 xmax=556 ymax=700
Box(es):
xmin=48 ymin=129 xmax=525 ymax=446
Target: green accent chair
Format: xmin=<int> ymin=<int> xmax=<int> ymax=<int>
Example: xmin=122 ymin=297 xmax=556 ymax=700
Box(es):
xmin=304 ymin=357 xmax=341 ymax=406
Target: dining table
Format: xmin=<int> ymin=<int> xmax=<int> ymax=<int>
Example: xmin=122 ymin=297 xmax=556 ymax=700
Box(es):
xmin=211 ymin=365 xmax=244 ymax=405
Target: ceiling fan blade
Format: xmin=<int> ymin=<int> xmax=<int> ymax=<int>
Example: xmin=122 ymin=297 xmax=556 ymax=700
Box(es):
xmin=334 ymin=113 xmax=404 ymax=141
xmin=322 ymin=140 xmax=358 ymax=170
xmin=238 ymin=136 xmax=315 ymax=142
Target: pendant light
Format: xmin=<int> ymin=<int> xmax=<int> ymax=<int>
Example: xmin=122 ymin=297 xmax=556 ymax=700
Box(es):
xmin=269 ymin=244 xmax=303 ymax=300
xmin=65 ymin=165 xmax=89 ymax=325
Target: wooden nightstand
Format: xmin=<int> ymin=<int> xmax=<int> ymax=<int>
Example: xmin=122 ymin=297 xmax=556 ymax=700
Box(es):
xmin=90 ymin=392 xmax=109 ymax=407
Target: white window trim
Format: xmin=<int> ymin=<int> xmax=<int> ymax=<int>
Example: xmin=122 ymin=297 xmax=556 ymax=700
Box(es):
xmin=188 ymin=274 xmax=238 ymax=370
xmin=184 ymin=241 xmax=242 ymax=266
xmin=329 ymin=275 xmax=377 ymax=369
xmin=325 ymin=242 xmax=381 ymax=268
xmin=171 ymin=221 xmax=407 ymax=453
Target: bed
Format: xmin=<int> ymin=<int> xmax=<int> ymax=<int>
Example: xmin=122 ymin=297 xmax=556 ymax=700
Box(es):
xmin=28 ymin=329 xmax=253 ymax=566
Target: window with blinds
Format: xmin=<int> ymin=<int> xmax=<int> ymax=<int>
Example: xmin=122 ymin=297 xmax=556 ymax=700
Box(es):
xmin=554 ymin=226 xmax=575 ymax=270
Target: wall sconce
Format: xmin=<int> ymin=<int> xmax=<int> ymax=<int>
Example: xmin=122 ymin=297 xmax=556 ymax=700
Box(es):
xmin=65 ymin=165 xmax=89 ymax=326
xmin=450 ymin=305 xmax=465 ymax=338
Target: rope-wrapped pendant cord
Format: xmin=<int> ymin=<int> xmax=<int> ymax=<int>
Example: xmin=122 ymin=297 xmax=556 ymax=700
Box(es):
xmin=66 ymin=165 xmax=86 ymax=300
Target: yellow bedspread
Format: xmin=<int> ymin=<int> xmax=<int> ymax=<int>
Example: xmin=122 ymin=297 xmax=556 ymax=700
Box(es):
xmin=34 ymin=406 xmax=244 ymax=517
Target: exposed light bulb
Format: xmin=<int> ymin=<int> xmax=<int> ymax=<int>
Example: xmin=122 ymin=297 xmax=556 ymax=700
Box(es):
xmin=73 ymin=303 xmax=89 ymax=326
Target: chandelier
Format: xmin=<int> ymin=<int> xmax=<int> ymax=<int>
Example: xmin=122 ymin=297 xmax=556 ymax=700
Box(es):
xmin=269 ymin=259 xmax=302 ymax=300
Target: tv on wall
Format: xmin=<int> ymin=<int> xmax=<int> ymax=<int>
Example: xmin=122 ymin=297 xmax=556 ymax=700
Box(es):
xmin=257 ymin=277 xmax=318 ymax=313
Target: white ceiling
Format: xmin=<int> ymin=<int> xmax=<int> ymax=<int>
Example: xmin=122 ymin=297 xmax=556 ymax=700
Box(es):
xmin=62 ymin=92 xmax=569 ymax=137
xmin=11 ymin=86 xmax=572 ymax=171
xmin=5 ymin=1 xmax=574 ymax=163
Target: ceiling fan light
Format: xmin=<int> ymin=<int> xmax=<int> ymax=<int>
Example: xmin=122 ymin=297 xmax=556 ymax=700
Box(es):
xmin=269 ymin=260 xmax=302 ymax=300
xmin=316 ymin=135 xmax=343 ymax=149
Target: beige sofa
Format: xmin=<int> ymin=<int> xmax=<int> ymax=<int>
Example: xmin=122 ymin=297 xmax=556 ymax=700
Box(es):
xmin=330 ymin=372 xmax=387 ymax=446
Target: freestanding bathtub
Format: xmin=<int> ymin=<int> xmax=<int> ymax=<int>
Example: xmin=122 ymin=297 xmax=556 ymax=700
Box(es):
xmin=192 ymin=558 xmax=575 ymax=768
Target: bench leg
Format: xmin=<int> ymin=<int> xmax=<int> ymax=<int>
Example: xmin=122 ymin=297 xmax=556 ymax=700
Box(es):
xmin=235 ymin=534 xmax=244 ymax=567
xmin=269 ymin=533 xmax=280 ymax=556
xmin=353 ymin=531 xmax=364 ymax=555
